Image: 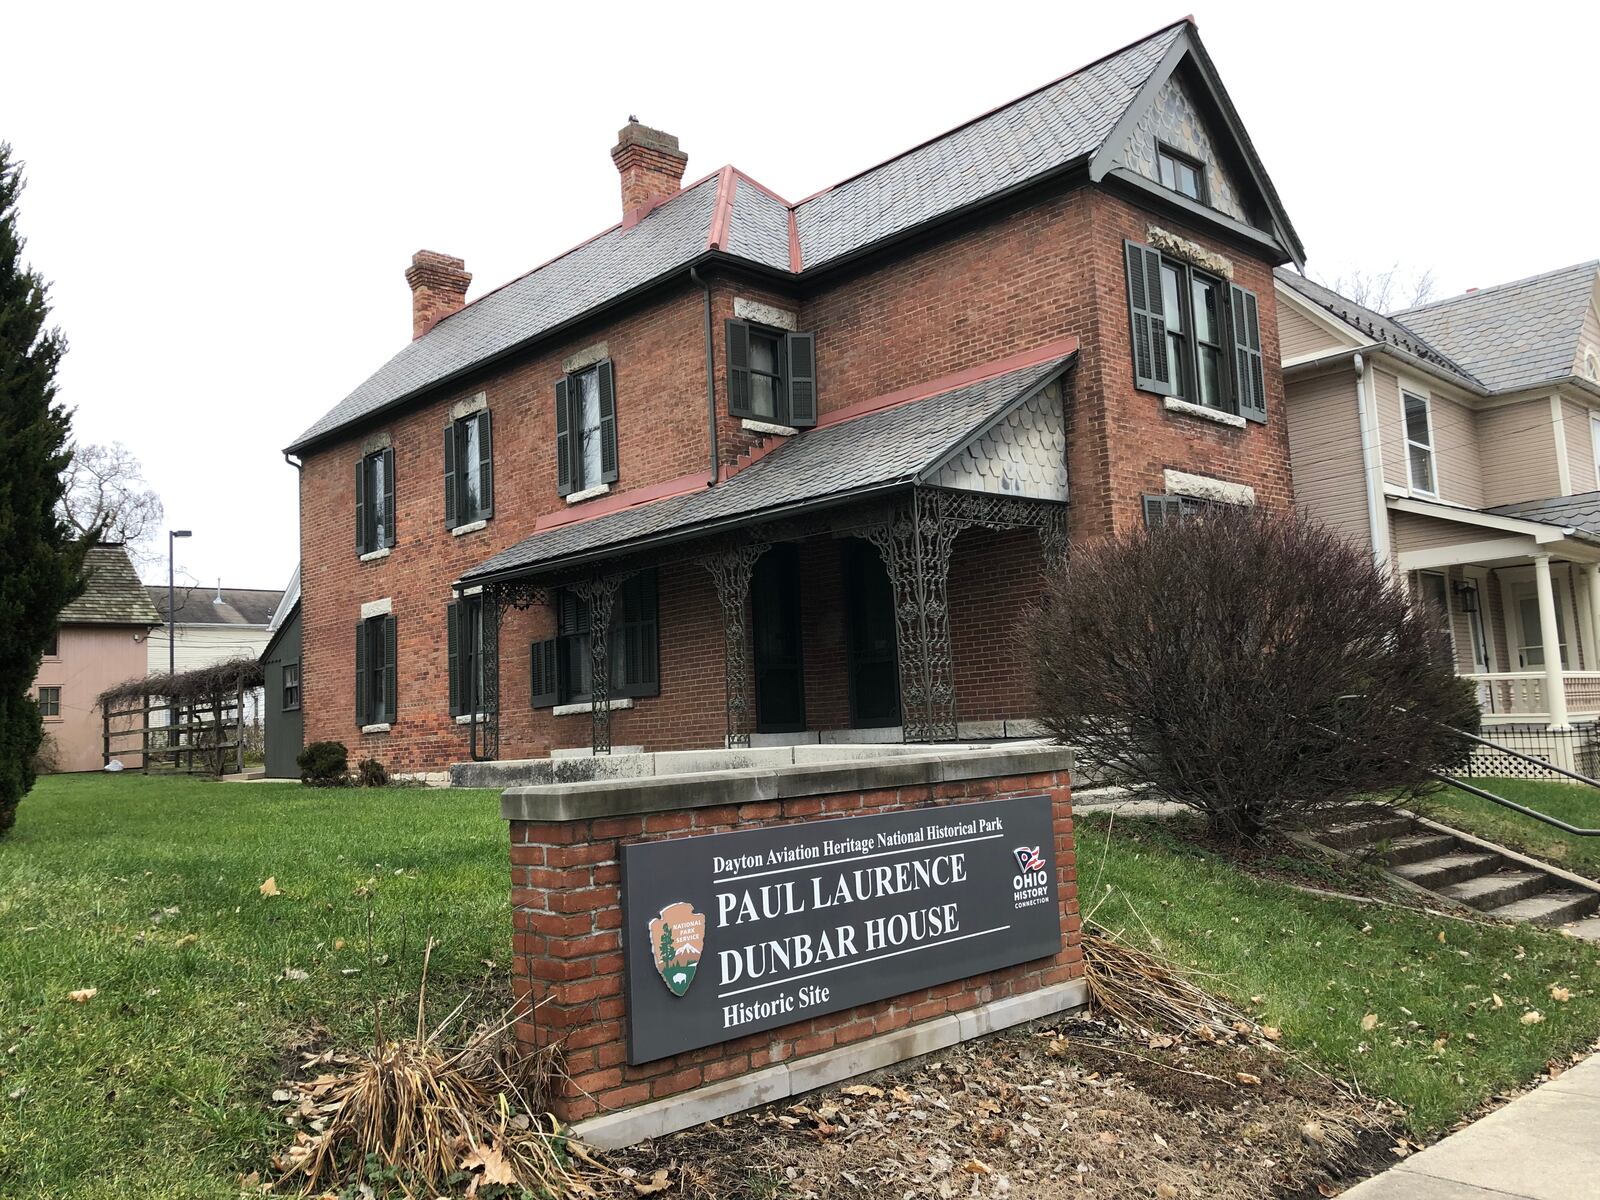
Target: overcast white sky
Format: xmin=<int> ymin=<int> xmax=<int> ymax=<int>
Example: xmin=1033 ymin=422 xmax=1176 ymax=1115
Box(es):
xmin=6 ymin=2 xmax=1597 ymax=589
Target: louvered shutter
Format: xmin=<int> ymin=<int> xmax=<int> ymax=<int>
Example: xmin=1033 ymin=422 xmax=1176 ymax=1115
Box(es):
xmin=446 ymin=602 xmax=461 ymax=716
xmin=1143 ymin=495 xmax=1184 ymax=528
xmin=354 ymin=620 xmax=368 ymax=723
xmin=785 ymin=331 xmax=817 ymax=427
xmin=381 ymin=448 xmax=396 ymax=547
xmin=1124 ymin=241 xmax=1171 ymax=395
xmin=597 ymin=360 xmax=618 ymax=483
xmin=476 ymin=410 xmax=494 ymax=517
xmin=554 ymin=378 xmax=573 ymax=496
xmin=530 ymin=638 xmax=559 ymax=707
xmin=726 ymin=320 xmax=753 ymax=417
xmin=1230 ymin=284 xmax=1267 ymax=423
xmin=443 ymin=423 xmax=458 ymax=528
xmin=383 ymin=615 xmax=398 ymax=723
xmin=355 ymin=458 xmax=368 ymax=555
xmin=636 ymin=571 xmax=659 ymax=693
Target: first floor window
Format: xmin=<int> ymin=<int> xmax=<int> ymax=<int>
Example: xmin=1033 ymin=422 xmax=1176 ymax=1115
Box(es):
xmin=444 ymin=409 xmax=493 ymax=528
xmin=555 ymin=361 xmax=617 ymax=496
xmin=37 ymin=686 xmax=60 ymax=717
xmin=1414 ymin=571 xmax=1455 ymax=662
xmin=531 ymin=571 xmax=659 ymax=707
xmin=355 ymin=447 xmax=396 ymax=554
xmin=726 ymin=320 xmax=818 ymax=427
xmin=1403 ymin=390 xmax=1436 ymax=496
xmin=355 ymin=613 xmax=397 ymax=725
xmin=282 ymin=662 xmax=301 ymax=711
xmin=447 ymin=595 xmax=492 ymax=717
xmin=1142 ymin=494 xmax=1217 ymax=528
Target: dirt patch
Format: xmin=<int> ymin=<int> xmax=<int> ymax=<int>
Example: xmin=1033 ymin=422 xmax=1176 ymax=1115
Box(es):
xmin=609 ymin=1016 xmax=1396 ymax=1200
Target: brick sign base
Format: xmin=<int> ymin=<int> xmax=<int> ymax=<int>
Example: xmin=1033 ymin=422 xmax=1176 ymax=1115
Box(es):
xmin=502 ymin=744 xmax=1080 ymax=1146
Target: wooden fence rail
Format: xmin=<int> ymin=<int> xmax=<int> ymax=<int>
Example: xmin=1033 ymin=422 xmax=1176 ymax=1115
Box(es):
xmin=101 ymin=680 xmax=247 ymax=776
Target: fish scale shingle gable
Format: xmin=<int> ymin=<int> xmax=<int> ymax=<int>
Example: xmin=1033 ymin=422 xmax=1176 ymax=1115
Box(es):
xmin=286 ymin=23 xmax=1188 ymax=455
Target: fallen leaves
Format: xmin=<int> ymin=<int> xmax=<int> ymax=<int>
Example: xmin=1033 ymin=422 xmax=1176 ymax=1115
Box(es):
xmin=841 ymin=1083 xmax=883 ymax=1099
xmin=631 ymin=1167 xmax=671 ymax=1195
xmin=461 ymin=1140 xmax=517 ymax=1195
xmin=1549 ymin=985 xmax=1571 ymax=1003
xmin=1234 ymin=1072 xmax=1262 ymax=1086
xmin=1360 ymin=1013 xmax=1379 ymax=1031
xmin=259 ymin=877 xmax=281 ymax=897
xmin=1520 ymin=1011 xmax=1545 ymax=1026
xmin=68 ymin=987 xmax=97 ymax=1003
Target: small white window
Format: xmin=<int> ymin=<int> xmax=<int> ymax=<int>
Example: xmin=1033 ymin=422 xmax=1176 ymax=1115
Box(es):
xmin=1402 ymin=389 xmax=1436 ymax=496
xmin=1591 ymin=412 xmax=1600 ymax=489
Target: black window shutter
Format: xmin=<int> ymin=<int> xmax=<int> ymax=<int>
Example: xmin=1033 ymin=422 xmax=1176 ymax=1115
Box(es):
xmin=446 ymin=602 xmax=461 ymax=717
xmin=785 ymin=332 xmax=818 ymax=427
xmin=383 ymin=614 xmax=398 ymax=723
xmin=1143 ymin=495 xmax=1184 ymax=528
xmin=381 ymin=448 xmax=396 ymax=547
xmin=355 ymin=458 xmax=368 ymax=555
xmin=554 ymin=378 xmax=573 ymax=496
xmin=637 ymin=571 xmax=659 ymax=692
xmin=597 ymin=360 xmax=618 ymax=483
xmin=443 ymin=423 xmax=458 ymax=529
xmin=1124 ymin=240 xmax=1171 ymax=395
xmin=726 ymin=320 xmax=753 ymax=418
xmin=530 ymin=638 xmax=559 ymax=707
xmin=1230 ymin=284 xmax=1267 ymax=423
xmin=354 ymin=619 xmax=368 ymax=724
xmin=477 ymin=410 xmax=494 ymax=517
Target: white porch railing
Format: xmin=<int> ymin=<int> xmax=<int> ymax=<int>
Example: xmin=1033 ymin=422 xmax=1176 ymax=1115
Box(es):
xmin=1463 ymin=671 xmax=1600 ymax=718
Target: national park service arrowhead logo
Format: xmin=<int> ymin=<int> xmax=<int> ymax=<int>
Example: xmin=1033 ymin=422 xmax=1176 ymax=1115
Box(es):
xmin=649 ymin=901 xmax=705 ymax=997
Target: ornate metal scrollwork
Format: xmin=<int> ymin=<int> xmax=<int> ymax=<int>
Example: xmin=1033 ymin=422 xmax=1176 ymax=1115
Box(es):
xmin=470 ymin=580 xmax=549 ymax=762
xmin=572 ymin=575 xmax=625 ymax=755
xmin=696 ymin=542 xmax=769 ymax=749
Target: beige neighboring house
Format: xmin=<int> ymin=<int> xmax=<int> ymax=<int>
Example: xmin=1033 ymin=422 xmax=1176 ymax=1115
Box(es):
xmin=31 ymin=544 xmax=161 ymax=772
xmin=146 ymin=584 xmax=285 ymax=674
xmin=1278 ymin=260 xmax=1600 ymax=740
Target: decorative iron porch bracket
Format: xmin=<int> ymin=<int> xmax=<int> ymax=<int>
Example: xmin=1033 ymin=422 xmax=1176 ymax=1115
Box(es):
xmin=697 ymin=542 xmax=769 ymax=749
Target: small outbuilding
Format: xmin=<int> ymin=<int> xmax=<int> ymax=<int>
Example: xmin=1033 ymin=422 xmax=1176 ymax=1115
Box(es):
xmin=259 ymin=566 xmax=303 ymax=778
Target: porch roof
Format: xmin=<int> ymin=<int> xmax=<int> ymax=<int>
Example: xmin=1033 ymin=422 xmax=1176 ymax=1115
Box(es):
xmin=1487 ymin=491 xmax=1600 ymax=539
xmin=459 ymin=348 xmax=1076 ymax=585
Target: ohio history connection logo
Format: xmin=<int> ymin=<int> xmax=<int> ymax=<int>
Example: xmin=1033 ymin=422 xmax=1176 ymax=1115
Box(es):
xmin=1012 ymin=845 xmax=1052 ymax=909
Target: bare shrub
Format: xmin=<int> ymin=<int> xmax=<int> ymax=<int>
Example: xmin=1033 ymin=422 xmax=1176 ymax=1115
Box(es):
xmin=1026 ymin=506 xmax=1478 ymax=840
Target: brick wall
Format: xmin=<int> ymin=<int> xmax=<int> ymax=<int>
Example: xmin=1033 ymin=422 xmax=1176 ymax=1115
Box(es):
xmin=506 ymin=760 xmax=1079 ymax=1123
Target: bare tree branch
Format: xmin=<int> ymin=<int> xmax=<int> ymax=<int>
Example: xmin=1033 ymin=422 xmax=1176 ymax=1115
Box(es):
xmin=57 ymin=442 xmax=164 ymax=567
xmin=1317 ymin=262 xmax=1437 ymax=313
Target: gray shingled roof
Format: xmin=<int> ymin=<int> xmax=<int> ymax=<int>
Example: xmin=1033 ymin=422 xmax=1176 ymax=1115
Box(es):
xmin=148 ymin=585 xmax=284 ymax=626
xmin=287 ymin=24 xmax=1187 ymax=456
xmin=1273 ymin=268 xmax=1483 ymax=389
xmin=1393 ymin=262 xmax=1600 ymax=393
xmin=60 ymin=545 xmax=162 ymax=626
xmin=461 ymin=353 xmax=1074 ymax=582
xmin=1486 ymin=490 xmax=1600 ymax=536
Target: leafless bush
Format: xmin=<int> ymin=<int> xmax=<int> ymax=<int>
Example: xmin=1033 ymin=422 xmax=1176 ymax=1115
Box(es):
xmin=1027 ymin=506 xmax=1478 ymax=841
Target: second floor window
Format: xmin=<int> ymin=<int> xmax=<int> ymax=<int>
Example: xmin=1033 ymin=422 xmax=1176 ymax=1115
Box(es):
xmin=1157 ymin=144 xmax=1206 ymax=203
xmin=355 ymin=612 xmax=397 ymax=726
xmin=530 ymin=571 xmax=659 ymax=707
xmin=1403 ymin=390 xmax=1436 ymax=496
xmin=355 ymin=447 xmax=396 ymax=555
xmin=37 ymin=686 xmax=60 ymax=717
xmin=282 ymin=662 xmax=301 ymax=711
xmin=555 ymin=361 xmax=618 ymax=497
xmin=726 ymin=320 xmax=818 ymax=428
xmin=444 ymin=410 xmax=493 ymax=529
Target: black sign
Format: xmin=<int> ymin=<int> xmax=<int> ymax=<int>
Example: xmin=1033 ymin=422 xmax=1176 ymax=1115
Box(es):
xmin=619 ymin=795 xmax=1061 ymax=1063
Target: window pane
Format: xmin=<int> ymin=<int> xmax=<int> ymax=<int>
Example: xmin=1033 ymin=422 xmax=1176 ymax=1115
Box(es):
xmin=1196 ymin=344 xmax=1222 ymax=409
xmin=1176 ymin=160 xmax=1200 ymax=199
xmin=368 ymin=454 xmax=386 ymax=546
xmin=1191 ymin=278 xmax=1218 ymax=343
xmin=1404 ymin=394 xmax=1430 ymax=445
xmin=577 ymin=369 xmax=603 ymax=488
xmin=1158 ymin=154 xmax=1176 ymax=190
xmin=1160 ymin=265 xmax=1183 ymax=333
xmin=750 ymin=375 xmax=778 ymax=420
xmin=460 ymin=417 xmax=481 ymax=515
xmin=749 ymin=332 xmax=781 ymax=420
xmin=1408 ymin=442 xmax=1434 ymax=494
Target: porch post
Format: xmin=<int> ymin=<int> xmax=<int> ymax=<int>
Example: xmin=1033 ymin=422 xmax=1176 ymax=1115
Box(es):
xmin=575 ymin=575 xmax=622 ymax=755
xmin=698 ymin=544 xmax=766 ymax=749
xmin=1584 ymin=564 xmax=1600 ymax=673
xmin=1533 ymin=553 xmax=1570 ymax=730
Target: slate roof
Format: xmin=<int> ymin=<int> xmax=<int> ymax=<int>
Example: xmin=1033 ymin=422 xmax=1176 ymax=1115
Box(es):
xmin=461 ymin=352 xmax=1075 ymax=583
xmin=1273 ymin=268 xmax=1483 ymax=389
xmin=1486 ymin=490 xmax=1600 ymax=536
xmin=1393 ymin=262 xmax=1600 ymax=393
xmin=148 ymin=585 xmax=285 ymax=626
xmin=287 ymin=22 xmax=1198 ymax=456
xmin=60 ymin=545 xmax=162 ymax=627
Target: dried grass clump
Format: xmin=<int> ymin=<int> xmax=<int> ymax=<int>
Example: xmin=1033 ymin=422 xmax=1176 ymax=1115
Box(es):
xmin=1082 ymin=921 xmax=1260 ymax=1042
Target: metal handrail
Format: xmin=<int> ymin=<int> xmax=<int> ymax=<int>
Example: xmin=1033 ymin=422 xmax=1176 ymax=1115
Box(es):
xmin=1431 ymin=724 xmax=1600 ymax=837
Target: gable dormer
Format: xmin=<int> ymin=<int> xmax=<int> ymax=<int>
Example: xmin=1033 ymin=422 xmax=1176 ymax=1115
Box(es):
xmin=1117 ymin=70 xmax=1250 ymax=225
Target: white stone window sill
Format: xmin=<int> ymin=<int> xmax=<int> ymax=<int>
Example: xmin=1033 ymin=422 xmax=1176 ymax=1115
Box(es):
xmin=741 ymin=418 xmax=798 ymax=437
xmin=450 ymin=519 xmax=488 ymax=537
xmin=1163 ymin=397 xmax=1246 ymax=429
xmin=361 ymin=723 xmax=392 ymax=735
xmin=359 ymin=547 xmax=392 ymax=562
xmin=551 ymin=697 xmax=635 ymax=717
xmin=454 ymin=713 xmax=488 ymax=725
xmin=565 ymin=483 xmax=612 ymax=505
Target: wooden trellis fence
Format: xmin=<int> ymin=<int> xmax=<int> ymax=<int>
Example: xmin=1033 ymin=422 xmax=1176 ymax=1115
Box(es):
xmin=97 ymin=656 xmax=264 ymax=777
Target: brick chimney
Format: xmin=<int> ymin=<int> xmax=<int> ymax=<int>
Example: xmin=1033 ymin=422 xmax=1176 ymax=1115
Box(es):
xmin=611 ymin=120 xmax=688 ymax=219
xmin=405 ymin=250 xmax=471 ymax=340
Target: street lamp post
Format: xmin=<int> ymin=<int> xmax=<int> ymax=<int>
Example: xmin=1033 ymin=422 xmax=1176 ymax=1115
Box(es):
xmin=167 ymin=530 xmax=192 ymax=677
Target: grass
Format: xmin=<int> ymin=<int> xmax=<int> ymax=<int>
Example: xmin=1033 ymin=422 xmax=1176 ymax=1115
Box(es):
xmin=1079 ymin=812 xmax=1600 ymax=1134
xmin=1418 ymin=778 xmax=1600 ymax=881
xmin=0 ymin=773 xmax=505 ymax=1200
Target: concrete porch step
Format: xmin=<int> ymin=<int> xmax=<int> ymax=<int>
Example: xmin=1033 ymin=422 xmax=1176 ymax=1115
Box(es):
xmin=1320 ymin=814 xmax=1417 ymax=851
xmin=1487 ymin=890 xmax=1600 ymax=927
xmin=1439 ymin=870 xmax=1551 ymax=910
xmin=1377 ymin=832 xmax=1459 ymax=867
xmin=1390 ymin=851 xmax=1503 ymax=890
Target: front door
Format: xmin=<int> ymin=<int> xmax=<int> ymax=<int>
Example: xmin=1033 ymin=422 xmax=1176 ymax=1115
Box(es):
xmin=752 ymin=545 xmax=806 ymax=732
xmin=843 ymin=540 xmax=901 ymax=728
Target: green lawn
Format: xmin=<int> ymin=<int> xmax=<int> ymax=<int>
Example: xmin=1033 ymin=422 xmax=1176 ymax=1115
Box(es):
xmin=0 ymin=774 xmax=506 ymax=1200
xmin=1418 ymin=778 xmax=1600 ymax=881
xmin=1079 ymin=813 xmax=1600 ymax=1133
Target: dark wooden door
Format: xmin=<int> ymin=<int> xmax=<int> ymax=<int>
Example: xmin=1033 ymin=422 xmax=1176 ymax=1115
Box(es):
xmin=753 ymin=545 xmax=806 ymax=732
xmin=843 ymin=540 xmax=901 ymax=727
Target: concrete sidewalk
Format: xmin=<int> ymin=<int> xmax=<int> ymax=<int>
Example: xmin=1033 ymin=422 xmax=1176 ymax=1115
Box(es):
xmin=1341 ymin=1054 xmax=1600 ymax=1199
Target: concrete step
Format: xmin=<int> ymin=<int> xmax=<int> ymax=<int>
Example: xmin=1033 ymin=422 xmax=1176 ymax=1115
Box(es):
xmin=1391 ymin=851 xmax=1504 ymax=890
xmin=1320 ymin=814 xmax=1416 ymax=851
xmin=1377 ymin=832 xmax=1459 ymax=868
xmin=1439 ymin=870 xmax=1551 ymax=910
xmin=1564 ymin=916 xmax=1600 ymax=942
xmin=1487 ymin=890 xmax=1600 ymax=927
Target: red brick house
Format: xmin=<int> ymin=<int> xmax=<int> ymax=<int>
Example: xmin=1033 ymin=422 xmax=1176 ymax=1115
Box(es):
xmin=284 ymin=18 xmax=1304 ymax=772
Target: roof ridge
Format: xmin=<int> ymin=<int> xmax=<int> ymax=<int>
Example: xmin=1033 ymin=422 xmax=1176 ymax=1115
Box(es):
xmin=1395 ymin=259 xmax=1600 ymax=316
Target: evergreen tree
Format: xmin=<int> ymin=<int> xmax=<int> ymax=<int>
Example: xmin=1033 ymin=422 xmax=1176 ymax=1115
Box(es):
xmin=0 ymin=143 xmax=85 ymax=835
